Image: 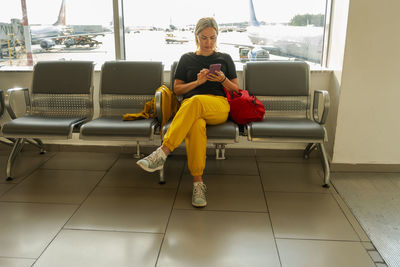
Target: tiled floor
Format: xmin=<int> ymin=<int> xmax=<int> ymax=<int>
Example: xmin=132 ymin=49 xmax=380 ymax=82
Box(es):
xmin=0 ymin=148 xmax=382 ymax=267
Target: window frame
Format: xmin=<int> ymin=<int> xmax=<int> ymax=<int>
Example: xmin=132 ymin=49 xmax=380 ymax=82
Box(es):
xmin=1 ymin=0 xmax=333 ymax=69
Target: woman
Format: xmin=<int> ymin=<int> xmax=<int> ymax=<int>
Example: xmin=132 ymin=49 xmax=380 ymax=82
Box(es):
xmin=137 ymin=17 xmax=239 ymax=207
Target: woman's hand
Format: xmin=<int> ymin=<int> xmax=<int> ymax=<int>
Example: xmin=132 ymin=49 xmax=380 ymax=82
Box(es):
xmin=207 ymin=70 xmax=226 ymax=83
xmin=174 ymin=68 xmax=210 ymax=95
xmin=196 ymin=68 xmax=209 ymax=86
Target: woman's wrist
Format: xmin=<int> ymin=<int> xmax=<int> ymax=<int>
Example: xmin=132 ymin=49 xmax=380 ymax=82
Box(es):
xmin=220 ymin=76 xmax=227 ymax=83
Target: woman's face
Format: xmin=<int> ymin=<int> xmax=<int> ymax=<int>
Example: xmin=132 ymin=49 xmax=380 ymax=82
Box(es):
xmin=197 ymin=27 xmax=217 ymax=54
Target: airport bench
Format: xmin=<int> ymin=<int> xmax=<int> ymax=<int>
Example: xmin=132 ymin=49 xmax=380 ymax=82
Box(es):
xmin=79 ymin=61 xmax=163 ymax=158
xmin=244 ymin=61 xmax=330 ymax=187
xmin=1 ymin=60 xmax=330 ymax=187
xmin=2 ymin=61 xmax=94 ymax=180
xmin=158 ymin=61 xmax=330 ymax=187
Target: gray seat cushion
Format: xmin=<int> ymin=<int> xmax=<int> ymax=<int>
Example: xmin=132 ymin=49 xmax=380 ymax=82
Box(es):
xmin=2 ymin=115 xmax=86 ymax=137
xmin=162 ymin=120 xmax=238 ymax=141
xmin=249 ymin=118 xmax=324 ymax=139
xmin=80 ymin=117 xmax=157 ymax=139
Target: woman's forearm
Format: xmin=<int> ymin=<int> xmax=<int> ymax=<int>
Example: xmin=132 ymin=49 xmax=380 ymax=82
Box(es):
xmin=222 ymin=78 xmax=239 ymax=92
xmin=173 ymin=80 xmax=199 ymax=95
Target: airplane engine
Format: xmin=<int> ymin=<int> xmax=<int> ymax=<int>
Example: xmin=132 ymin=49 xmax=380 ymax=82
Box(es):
xmin=248 ymin=47 xmax=270 ymax=61
xmin=40 ymin=39 xmax=55 ymax=49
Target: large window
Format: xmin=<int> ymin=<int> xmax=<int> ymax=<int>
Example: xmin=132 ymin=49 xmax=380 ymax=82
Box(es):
xmin=1 ymin=0 xmax=328 ymax=68
xmin=0 ymin=0 xmax=114 ymax=67
xmin=123 ymin=0 xmax=328 ymax=67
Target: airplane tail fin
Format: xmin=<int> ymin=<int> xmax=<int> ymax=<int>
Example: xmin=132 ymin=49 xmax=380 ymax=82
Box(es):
xmin=249 ymin=0 xmax=260 ymax=27
xmin=53 ymin=0 xmax=66 ymax=26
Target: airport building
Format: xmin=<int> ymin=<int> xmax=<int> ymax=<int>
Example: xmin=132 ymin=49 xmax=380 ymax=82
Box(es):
xmin=0 ymin=0 xmax=399 ymax=266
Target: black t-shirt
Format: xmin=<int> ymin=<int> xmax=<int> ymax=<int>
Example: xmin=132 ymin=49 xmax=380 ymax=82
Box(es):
xmin=174 ymin=52 xmax=237 ymax=100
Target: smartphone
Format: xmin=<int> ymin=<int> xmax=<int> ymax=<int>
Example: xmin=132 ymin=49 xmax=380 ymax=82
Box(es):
xmin=209 ymin=64 xmax=221 ymax=75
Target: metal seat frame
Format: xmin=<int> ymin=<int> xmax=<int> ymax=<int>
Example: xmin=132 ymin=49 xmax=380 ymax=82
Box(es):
xmin=2 ymin=61 xmax=94 ymax=181
xmin=244 ymin=61 xmax=331 ymax=187
xmin=79 ymin=61 xmax=164 ymax=159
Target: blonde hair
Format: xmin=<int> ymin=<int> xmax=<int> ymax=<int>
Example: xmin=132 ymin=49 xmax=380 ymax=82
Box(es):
xmin=194 ymin=17 xmax=219 ymax=49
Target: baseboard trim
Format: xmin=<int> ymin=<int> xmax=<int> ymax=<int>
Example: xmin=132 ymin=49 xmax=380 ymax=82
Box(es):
xmin=331 ymin=163 xmax=400 ymax=172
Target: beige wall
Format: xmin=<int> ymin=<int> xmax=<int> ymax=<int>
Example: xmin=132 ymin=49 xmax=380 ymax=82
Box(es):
xmin=333 ymin=0 xmax=400 ymax=164
xmin=324 ymin=0 xmax=350 ymax=159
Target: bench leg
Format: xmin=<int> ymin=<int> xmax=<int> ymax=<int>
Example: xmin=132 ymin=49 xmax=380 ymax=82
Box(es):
xmin=304 ymin=143 xmax=316 ymax=159
xmin=159 ymin=167 xmax=165 ymax=184
xmin=0 ymin=138 xmax=14 ymax=146
xmin=26 ymin=138 xmax=46 ymax=154
xmin=215 ymin=144 xmax=226 ymax=160
xmin=133 ymin=141 xmax=144 ymax=159
xmin=318 ymin=143 xmax=330 ymax=188
xmin=6 ymin=138 xmax=25 ymax=181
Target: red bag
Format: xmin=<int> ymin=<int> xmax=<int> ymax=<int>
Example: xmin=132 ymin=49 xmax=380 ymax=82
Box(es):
xmin=224 ymin=89 xmax=265 ymax=125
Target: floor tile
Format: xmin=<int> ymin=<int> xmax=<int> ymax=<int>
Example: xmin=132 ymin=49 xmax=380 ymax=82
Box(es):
xmin=258 ymin=162 xmax=328 ymax=193
xmin=184 ymin=156 xmax=259 ymax=176
xmin=174 ymin=174 xmax=267 ymax=212
xmin=0 ymin=151 xmax=54 ymax=183
xmin=65 ymin=187 xmax=176 ymax=233
xmin=368 ymin=250 xmax=384 ymax=262
xmin=255 ymin=149 xmax=321 ymax=163
xmin=100 ymin=154 xmax=184 ymax=188
xmin=276 ymin=239 xmax=375 ymax=267
xmin=0 ymin=169 xmax=104 ymax=204
xmin=362 ymin=241 xmax=375 ymax=250
xmin=40 ymin=152 xmax=118 ymax=171
xmin=0 ymin=258 xmax=36 ymax=267
xmin=266 ymin=192 xmax=359 ymax=240
xmin=157 ymin=210 xmax=280 ymax=267
xmin=0 ymin=202 xmax=77 ymax=258
xmin=330 ymin=191 xmax=371 ymax=242
xmin=0 ymin=183 xmax=14 ymax=196
xmin=34 ymin=229 xmax=163 ymax=267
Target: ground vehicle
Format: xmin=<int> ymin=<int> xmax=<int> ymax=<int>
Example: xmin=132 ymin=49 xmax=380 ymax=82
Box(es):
xmin=63 ymin=34 xmax=103 ymax=48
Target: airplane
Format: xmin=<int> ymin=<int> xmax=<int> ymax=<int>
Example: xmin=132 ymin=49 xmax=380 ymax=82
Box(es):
xmin=223 ymin=0 xmax=324 ymax=63
xmin=29 ymin=0 xmax=105 ymax=49
xmin=30 ymin=0 xmax=70 ymax=44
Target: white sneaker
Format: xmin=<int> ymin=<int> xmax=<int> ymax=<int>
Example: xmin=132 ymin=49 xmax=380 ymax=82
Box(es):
xmin=136 ymin=148 xmax=167 ymax=172
xmin=192 ymin=182 xmax=207 ymax=207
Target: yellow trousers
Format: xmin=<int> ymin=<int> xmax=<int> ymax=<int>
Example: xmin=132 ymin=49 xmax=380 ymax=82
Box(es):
xmin=163 ymin=95 xmax=230 ymax=176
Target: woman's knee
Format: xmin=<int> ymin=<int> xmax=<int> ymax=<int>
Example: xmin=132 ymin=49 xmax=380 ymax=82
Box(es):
xmin=187 ymin=119 xmax=206 ymax=137
xmin=193 ymin=118 xmax=206 ymax=129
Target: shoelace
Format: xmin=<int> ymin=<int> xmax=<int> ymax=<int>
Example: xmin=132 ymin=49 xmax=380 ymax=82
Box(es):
xmin=193 ymin=183 xmax=207 ymax=199
xmin=146 ymin=149 xmax=163 ymax=166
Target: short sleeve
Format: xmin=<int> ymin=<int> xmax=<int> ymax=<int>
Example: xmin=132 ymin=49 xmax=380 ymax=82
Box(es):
xmin=225 ymin=54 xmax=237 ymax=80
xmin=174 ymin=54 xmax=188 ymax=81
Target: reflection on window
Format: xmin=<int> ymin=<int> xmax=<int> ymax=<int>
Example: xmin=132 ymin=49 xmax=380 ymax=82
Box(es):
xmin=0 ymin=0 xmax=115 ymax=67
xmin=123 ymin=0 xmax=327 ymax=67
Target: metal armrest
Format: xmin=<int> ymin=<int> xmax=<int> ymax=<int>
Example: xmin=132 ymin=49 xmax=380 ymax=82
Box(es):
xmin=155 ymin=89 xmax=182 ymax=123
xmin=0 ymin=89 xmax=4 ymax=117
xmin=155 ymin=90 xmax=162 ymax=123
xmin=312 ymin=90 xmax=330 ymax=124
xmin=5 ymin=88 xmax=30 ymax=119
